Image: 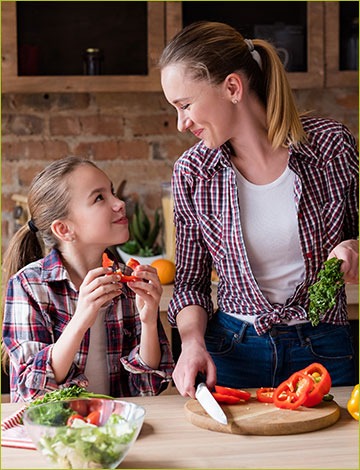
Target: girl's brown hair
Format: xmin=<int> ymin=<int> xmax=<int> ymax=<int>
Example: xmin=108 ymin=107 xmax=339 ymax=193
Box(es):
xmin=159 ymin=21 xmax=306 ymax=149
xmin=1 ymin=156 xmax=97 ymax=369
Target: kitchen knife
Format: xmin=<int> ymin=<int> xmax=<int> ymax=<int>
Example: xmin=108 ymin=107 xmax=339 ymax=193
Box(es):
xmin=195 ymin=375 xmax=228 ymax=425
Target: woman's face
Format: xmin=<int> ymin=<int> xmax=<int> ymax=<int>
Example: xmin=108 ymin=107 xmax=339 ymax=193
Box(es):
xmin=161 ymin=64 xmax=236 ymax=149
xmin=65 ymin=164 xmax=129 ymax=248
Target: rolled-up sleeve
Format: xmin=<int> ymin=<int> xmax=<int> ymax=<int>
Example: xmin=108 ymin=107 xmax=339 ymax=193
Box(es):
xmin=168 ymin=160 xmax=214 ymax=326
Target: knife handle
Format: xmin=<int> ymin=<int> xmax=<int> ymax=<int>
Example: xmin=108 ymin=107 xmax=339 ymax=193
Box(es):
xmin=195 ymin=372 xmax=207 ymax=387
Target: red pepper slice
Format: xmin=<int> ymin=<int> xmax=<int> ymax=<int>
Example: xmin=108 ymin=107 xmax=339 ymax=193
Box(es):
xmin=301 ymin=363 xmax=332 ymax=407
xmin=256 ymin=387 xmax=275 ymax=403
xmin=273 ymin=372 xmax=313 ymax=410
xmin=102 ymin=252 xmax=114 ymax=268
xmin=212 ymin=392 xmax=241 ymax=405
xmin=102 ymin=253 xmax=142 ymax=283
xmin=214 ymin=385 xmax=251 ymax=401
xmin=117 ymin=271 xmax=142 ymax=283
xmin=126 ymin=258 xmax=140 ymax=271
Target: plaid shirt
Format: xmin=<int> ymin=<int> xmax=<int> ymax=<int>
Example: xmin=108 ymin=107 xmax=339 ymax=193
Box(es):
xmin=168 ymin=117 xmax=358 ymax=335
xmin=3 ymin=249 xmax=174 ymax=402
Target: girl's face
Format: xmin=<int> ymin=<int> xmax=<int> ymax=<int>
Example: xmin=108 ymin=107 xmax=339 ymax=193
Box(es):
xmin=65 ymin=164 xmax=129 ymax=248
xmin=161 ymin=64 xmax=236 ymax=149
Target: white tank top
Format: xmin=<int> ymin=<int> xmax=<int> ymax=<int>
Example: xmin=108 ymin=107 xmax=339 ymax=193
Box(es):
xmin=233 ymin=164 xmax=305 ymax=305
xmin=84 ymin=306 xmax=111 ymax=395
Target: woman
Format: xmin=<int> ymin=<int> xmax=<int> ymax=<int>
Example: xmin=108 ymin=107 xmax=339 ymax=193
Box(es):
xmin=159 ymin=21 xmax=358 ymax=397
xmin=2 ymin=157 xmax=174 ymax=402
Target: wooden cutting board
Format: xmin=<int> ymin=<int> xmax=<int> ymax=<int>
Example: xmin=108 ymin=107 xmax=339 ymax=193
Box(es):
xmin=184 ymin=398 xmax=340 ymax=435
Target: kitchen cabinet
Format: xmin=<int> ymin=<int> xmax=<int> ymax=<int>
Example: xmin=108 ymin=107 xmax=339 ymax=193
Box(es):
xmin=1 ymin=1 xmax=357 ymax=93
xmin=1 ymin=1 xmax=165 ymax=92
xmin=325 ymin=1 xmax=358 ymax=87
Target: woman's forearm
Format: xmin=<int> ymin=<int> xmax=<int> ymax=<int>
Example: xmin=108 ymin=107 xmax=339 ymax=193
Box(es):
xmin=176 ymin=305 xmax=208 ymax=347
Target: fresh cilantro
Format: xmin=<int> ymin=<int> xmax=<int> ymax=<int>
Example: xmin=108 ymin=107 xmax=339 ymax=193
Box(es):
xmin=308 ymin=258 xmax=344 ymax=326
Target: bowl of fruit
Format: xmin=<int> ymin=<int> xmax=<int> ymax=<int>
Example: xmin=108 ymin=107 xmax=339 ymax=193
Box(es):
xmin=22 ymin=398 xmax=145 ymax=469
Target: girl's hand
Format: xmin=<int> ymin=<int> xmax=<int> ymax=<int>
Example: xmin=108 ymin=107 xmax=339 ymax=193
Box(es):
xmin=127 ymin=265 xmax=163 ymax=324
xmin=75 ymin=267 xmax=123 ymax=331
xmin=328 ymin=239 xmax=359 ymax=284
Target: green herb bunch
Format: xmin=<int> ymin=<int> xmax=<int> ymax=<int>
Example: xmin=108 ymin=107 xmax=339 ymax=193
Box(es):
xmin=308 ymin=258 xmax=344 ymax=326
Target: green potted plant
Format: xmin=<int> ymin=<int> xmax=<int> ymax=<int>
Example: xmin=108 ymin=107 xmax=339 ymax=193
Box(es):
xmin=117 ymin=202 xmax=163 ymax=264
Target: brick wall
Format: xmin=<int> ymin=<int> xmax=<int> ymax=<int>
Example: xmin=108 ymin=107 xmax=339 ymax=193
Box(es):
xmin=1 ymin=88 xmax=358 ymax=252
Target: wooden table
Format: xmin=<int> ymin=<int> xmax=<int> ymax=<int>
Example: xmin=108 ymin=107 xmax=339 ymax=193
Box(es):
xmin=1 ymin=387 xmax=358 ymax=469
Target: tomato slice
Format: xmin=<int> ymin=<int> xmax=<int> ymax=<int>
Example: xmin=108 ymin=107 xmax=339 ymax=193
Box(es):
xmin=85 ymin=410 xmax=101 ymax=426
xmin=256 ymin=387 xmax=275 ymax=403
xmin=66 ymin=414 xmax=86 ymax=426
xmin=212 ymin=392 xmax=241 ymax=404
xmin=126 ymin=258 xmax=140 ymax=271
xmin=214 ymin=385 xmax=251 ymax=401
xmin=273 ymin=372 xmax=313 ymax=410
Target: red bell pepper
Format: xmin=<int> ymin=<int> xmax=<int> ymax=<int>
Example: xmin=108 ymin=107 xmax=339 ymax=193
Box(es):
xmin=273 ymin=372 xmax=313 ymax=410
xmin=212 ymin=392 xmax=242 ymax=405
xmin=126 ymin=258 xmax=140 ymax=271
xmin=256 ymin=387 xmax=275 ymax=403
xmin=102 ymin=253 xmax=142 ymax=283
xmin=214 ymin=385 xmax=251 ymax=401
xmin=301 ymin=363 xmax=332 ymax=407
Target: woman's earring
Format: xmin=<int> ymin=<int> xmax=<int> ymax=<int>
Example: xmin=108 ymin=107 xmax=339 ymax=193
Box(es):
xmin=232 ymin=99 xmax=238 ymax=104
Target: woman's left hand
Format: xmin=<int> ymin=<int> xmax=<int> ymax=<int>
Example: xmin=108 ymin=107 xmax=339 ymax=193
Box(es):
xmin=328 ymin=239 xmax=359 ymax=284
xmin=127 ymin=265 xmax=163 ymax=323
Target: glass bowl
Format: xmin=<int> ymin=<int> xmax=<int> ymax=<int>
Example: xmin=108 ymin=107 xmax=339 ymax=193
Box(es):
xmin=23 ymin=398 xmax=145 ymax=469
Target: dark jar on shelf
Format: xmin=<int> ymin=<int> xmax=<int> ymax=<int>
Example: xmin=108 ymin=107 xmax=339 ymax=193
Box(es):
xmin=82 ymin=48 xmax=104 ymax=75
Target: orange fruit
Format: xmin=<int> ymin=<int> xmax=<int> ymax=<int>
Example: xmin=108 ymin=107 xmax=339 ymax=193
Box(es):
xmin=151 ymin=259 xmax=176 ymax=285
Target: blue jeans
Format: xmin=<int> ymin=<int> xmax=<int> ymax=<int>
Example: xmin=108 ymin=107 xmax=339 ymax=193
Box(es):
xmin=205 ymin=310 xmax=356 ymax=388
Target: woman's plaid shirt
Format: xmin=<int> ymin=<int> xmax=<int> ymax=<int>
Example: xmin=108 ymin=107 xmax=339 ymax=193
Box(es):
xmin=168 ymin=117 xmax=358 ymax=335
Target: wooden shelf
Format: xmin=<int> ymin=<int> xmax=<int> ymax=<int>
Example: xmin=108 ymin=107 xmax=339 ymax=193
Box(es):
xmin=1 ymin=1 xmax=357 ymax=93
xmin=1 ymin=1 xmax=165 ymax=93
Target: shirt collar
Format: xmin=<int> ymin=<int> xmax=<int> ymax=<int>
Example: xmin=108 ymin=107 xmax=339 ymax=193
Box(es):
xmin=41 ymin=248 xmax=70 ymax=283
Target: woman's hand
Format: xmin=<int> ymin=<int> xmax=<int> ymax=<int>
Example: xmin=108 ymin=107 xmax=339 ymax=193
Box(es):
xmin=127 ymin=264 xmax=163 ymax=325
xmin=328 ymin=240 xmax=359 ymax=284
xmin=172 ymin=306 xmax=217 ymax=398
xmin=74 ymin=267 xmax=123 ymax=332
xmin=173 ymin=341 xmax=217 ymax=398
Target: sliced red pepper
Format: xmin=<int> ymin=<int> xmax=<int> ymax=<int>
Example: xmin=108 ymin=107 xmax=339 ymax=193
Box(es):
xmin=117 ymin=271 xmax=142 ymax=283
xmin=212 ymin=392 xmax=241 ymax=404
xmin=102 ymin=253 xmax=142 ymax=283
xmin=256 ymin=387 xmax=275 ymax=403
xmin=102 ymin=252 xmax=114 ymax=268
xmin=214 ymin=385 xmax=251 ymax=401
xmin=273 ymin=372 xmax=313 ymax=410
xmin=126 ymin=258 xmax=140 ymax=271
xmin=301 ymin=363 xmax=332 ymax=407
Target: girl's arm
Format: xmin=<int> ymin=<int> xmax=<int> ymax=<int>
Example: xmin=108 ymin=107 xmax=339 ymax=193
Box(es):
xmin=51 ymin=267 xmax=123 ymax=383
xmin=127 ymin=264 xmax=163 ymax=369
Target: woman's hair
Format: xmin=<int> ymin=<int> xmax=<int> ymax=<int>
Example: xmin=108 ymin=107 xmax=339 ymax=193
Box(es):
xmin=159 ymin=21 xmax=306 ymax=149
xmin=1 ymin=156 xmax=97 ymax=369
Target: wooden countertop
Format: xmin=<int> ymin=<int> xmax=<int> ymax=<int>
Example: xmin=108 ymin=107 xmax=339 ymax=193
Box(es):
xmin=160 ymin=284 xmax=359 ymax=320
xmin=1 ymin=387 xmax=358 ymax=469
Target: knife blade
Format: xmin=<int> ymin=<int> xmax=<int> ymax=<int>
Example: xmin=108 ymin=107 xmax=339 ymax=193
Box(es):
xmin=195 ymin=378 xmax=228 ymax=425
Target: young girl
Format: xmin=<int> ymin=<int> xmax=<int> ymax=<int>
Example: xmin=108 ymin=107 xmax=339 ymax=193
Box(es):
xmin=2 ymin=157 xmax=174 ymax=402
